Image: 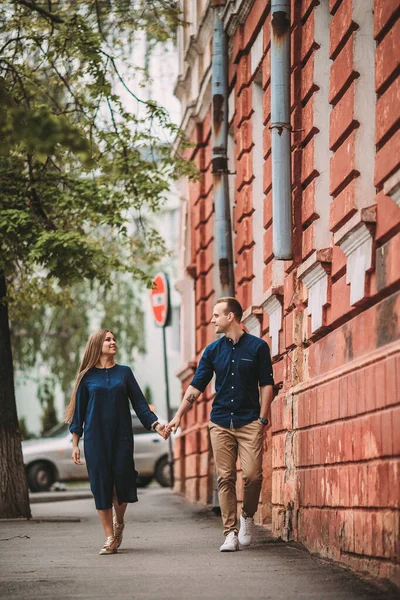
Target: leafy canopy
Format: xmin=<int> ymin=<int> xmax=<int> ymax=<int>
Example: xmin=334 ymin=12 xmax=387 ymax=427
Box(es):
xmin=0 ymin=0 xmax=194 ymax=318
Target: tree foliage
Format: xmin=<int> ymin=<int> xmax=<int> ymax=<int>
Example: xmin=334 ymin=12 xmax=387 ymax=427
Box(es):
xmin=38 ymin=376 xmax=58 ymax=434
xmin=12 ymin=275 xmax=147 ymax=402
xmin=18 ymin=416 xmax=33 ymax=440
xmin=0 ymin=0 xmax=193 ymax=316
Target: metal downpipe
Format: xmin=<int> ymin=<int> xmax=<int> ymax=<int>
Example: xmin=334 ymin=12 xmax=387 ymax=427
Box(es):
xmin=211 ymin=0 xmax=234 ymax=296
xmin=270 ymin=0 xmax=293 ymax=260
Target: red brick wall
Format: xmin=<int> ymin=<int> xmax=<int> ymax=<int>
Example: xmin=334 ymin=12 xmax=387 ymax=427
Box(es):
xmin=176 ymin=0 xmax=400 ymax=583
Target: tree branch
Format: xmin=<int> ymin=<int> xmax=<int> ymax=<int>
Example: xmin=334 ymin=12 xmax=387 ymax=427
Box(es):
xmin=16 ymin=0 xmax=64 ymax=24
xmin=27 ymin=154 xmax=57 ymax=231
xmin=99 ymin=50 xmax=149 ymax=106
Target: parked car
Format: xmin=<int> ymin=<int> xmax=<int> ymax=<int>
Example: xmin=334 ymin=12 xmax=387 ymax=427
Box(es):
xmin=22 ymin=412 xmax=172 ymax=492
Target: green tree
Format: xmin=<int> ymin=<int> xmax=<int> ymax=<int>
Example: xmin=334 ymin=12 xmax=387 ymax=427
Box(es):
xmin=11 ymin=275 xmax=147 ymax=403
xmin=18 ymin=417 xmax=33 ymax=441
xmin=0 ymin=0 xmax=193 ymax=518
xmin=144 ymin=384 xmax=153 ymax=405
xmin=39 ymin=377 xmax=58 ymax=435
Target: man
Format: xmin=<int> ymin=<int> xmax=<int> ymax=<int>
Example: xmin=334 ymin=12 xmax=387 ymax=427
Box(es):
xmin=167 ymin=297 xmax=274 ymax=552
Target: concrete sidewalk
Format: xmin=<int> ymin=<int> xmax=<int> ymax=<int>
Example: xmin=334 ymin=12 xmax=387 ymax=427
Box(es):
xmin=0 ymin=486 xmax=397 ymax=600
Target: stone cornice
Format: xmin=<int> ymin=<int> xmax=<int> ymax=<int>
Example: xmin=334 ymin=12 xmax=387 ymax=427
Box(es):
xmin=261 ymin=293 xmax=283 ymax=357
xmin=297 ymin=250 xmax=332 ymax=334
xmin=179 ymin=66 xmax=212 ymax=137
xmin=175 ymin=8 xmax=213 ymax=100
xmin=242 ymin=305 xmax=263 ymax=337
xmin=334 ymin=205 xmax=377 ymax=306
xmin=223 ymin=0 xmax=255 ymax=38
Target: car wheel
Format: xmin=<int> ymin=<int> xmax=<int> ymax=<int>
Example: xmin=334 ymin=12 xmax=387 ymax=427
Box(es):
xmin=27 ymin=462 xmax=55 ymax=492
xmin=136 ymin=475 xmax=153 ymax=488
xmin=155 ymin=455 xmax=172 ymax=488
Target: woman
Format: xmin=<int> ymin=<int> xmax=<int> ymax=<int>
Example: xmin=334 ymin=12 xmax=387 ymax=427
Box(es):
xmin=65 ymin=329 xmax=168 ymax=555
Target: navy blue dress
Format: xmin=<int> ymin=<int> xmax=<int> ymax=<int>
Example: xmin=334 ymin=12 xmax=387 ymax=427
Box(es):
xmin=69 ymin=364 xmax=158 ymax=510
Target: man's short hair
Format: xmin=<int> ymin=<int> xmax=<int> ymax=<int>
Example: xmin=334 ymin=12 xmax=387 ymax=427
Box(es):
xmin=216 ymin=297 xmax=243 ymax=322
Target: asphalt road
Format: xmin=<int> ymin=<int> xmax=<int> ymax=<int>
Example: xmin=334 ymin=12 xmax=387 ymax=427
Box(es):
xmin=0 ymin=486 xmax=398 ymax=600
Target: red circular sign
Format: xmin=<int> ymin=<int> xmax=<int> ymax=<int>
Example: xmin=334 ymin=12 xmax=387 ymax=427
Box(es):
xmin=151 ymin=272 xmax=170 ymax=327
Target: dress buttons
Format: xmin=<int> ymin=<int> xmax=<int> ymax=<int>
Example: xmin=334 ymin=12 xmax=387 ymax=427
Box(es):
xmin=231 ymin=372 xmax=234 ymax=376
xmin=232 ymin=360 xmax=234 ymax=362
xmin=231 ymin=400 xmax=234 ymax=402
xmin=231 ymin=386 xmax=234 ymax=389
xmin=231 ymin=412 xmax=234 ymax=415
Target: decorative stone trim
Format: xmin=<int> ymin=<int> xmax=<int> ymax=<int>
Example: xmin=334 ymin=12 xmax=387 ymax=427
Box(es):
xmin=242 ymin=305 xmax=263 ymax=337
xmin=383 ymin=169 xmax=400 ymax=208
xmin=262 ymin=295 xmax=283 ymax=357
xmin=223 ymin=0 xmax=255 ymax=38
xmin=177 ymin=9 xmax=213 ymax=92
xmin=297 ymin=249 xmax=332 ymax=334
xmin=174 ymin=66 xmax=212 ymax=143
xmin=334 ymin=206 xmax=376 ymax=306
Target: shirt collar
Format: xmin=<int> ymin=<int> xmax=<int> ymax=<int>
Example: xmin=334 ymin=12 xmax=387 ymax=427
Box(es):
xmin=225 ymin=331 xmax=247 ymax=346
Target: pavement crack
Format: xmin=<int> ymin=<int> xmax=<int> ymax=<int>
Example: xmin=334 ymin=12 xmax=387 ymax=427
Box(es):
xmin=0 ymin=534 xmax=31 ymax=541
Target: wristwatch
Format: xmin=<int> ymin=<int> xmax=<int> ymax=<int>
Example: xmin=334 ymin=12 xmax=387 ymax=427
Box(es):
xmin=151 ymin=421 xmax=159 ymax=431
xmin=258 ymin=417 xmax=269 ymax=426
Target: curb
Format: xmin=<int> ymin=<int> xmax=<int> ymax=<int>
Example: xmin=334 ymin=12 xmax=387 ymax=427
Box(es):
xmin=29 ymin=491 xmax=93 ymax=504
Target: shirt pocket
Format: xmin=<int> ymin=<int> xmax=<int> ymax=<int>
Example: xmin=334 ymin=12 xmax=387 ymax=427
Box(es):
xmin=238 ymin=357 xmax=254 ymax=376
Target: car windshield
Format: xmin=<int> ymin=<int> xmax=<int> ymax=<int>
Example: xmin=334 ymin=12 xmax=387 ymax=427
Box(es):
xmin=42 ymin=422 xmax=70 ymax=438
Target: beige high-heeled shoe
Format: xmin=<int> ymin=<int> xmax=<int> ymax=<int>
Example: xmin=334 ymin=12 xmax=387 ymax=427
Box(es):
xmin=99 ymin=535 xmax=118 ymax=555
xmin=113 ymin=517 xmax=125 ymax=549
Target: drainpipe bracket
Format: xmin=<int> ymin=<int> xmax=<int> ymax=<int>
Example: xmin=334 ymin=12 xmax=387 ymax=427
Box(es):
xmin=269 ymin=122 xmax=292 ymax=131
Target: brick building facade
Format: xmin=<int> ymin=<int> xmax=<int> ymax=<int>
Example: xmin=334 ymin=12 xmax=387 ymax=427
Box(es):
xmin=173 ymin=0 xmax=400 ymax=582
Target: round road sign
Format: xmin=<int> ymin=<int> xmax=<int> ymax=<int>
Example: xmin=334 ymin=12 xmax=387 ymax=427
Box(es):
xmin=151 ymin=272 xmax=170 ymax=327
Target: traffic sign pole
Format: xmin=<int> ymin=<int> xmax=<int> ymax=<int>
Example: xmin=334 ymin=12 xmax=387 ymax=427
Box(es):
xmin=151 ymin=273 xmax=174 ymax=488
xmin=162 ymin=326 xmax=174 ymax=489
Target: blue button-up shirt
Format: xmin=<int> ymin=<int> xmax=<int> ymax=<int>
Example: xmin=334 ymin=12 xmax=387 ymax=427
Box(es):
xmin=190 ymin=332 xmax=274 ymax=429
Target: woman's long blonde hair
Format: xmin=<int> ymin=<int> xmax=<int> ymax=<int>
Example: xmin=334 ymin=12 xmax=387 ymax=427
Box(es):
xmin=65 ymin=329 xmax=112 ymax=424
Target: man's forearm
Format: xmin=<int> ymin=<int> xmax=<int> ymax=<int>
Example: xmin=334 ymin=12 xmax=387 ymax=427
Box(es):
xmin=259 ymin=385 xmax=273 ymax=420
xmin=175 ymin=385 xmax=202 ymax=419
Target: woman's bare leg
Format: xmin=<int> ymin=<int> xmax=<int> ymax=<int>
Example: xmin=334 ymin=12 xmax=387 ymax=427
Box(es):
xmin=97 ymin=508 xmax=113 ymax=537
xmin=113 ymin=490 xmax=127 ymax=524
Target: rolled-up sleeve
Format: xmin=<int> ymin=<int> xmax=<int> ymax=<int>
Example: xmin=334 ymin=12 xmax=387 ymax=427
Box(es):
xmin=258 ymin=341 xmax=274 ymax=386
xmin=126 ymin=368 xmax=158 ymax=430
xmin=190 ymin=347 xmax=214 ymax=392
xmin=69 ymin=380 xmax=89 ymax=437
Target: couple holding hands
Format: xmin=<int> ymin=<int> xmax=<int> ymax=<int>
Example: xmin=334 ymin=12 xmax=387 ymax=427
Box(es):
xmin=66 ymin=297 xmax=274 ymax=555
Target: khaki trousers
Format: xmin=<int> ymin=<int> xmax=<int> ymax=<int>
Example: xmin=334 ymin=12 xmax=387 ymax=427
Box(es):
xmin=208 ymin=420 xmax=263 ymax=536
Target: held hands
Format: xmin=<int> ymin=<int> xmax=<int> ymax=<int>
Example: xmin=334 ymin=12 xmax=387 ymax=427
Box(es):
xmin=155 ymin=423 xmax=170 ymax=440
xmin=166 ymin=415 xmax=180 ymax=435
xmin=72 ymin=446 xmax=83 ymax=465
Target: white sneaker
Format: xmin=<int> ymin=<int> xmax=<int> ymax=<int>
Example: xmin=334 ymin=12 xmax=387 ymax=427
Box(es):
xmin=219 ymin=531 xmax=239 ymax=552
xmin=238 ymin=515 xmax=254 ymax=547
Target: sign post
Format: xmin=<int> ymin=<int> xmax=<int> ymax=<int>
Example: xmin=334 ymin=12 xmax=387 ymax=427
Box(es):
xmin=150 ymin=273 xmax=174 ymax=488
